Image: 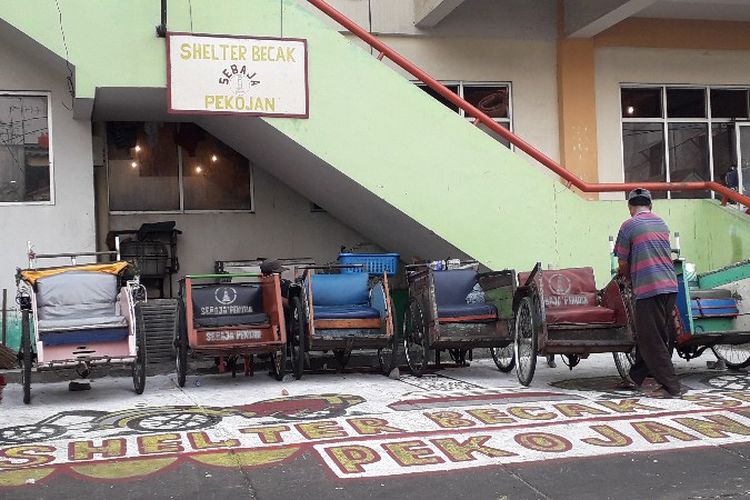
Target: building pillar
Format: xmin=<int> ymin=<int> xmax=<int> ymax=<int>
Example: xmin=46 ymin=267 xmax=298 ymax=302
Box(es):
xmin=557 ymin=27 xmax=600 ymax=199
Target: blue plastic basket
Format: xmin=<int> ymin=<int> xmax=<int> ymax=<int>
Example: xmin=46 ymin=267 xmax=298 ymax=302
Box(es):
xmin=338 ymin=253 xmax=400 ymax=276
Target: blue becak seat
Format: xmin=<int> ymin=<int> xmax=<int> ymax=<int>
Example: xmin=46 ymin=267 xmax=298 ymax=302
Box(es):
xmin=36 ymin=271 xmax=130 ymax=346
xmin=311 ymin=273 xmax=380 ymax=320
xmin=690 ymin=289 xmax=739 ymax=318
xmin=433 ymin=269 xmax=498 ymax=321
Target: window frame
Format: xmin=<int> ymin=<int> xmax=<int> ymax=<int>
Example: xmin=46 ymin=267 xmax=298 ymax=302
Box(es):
xmin=0 ymin=91 xmax=54 ymax=206
xmin=106 ymin=124 xmax=255 ymax=215
xmin=620 ymin=84 xmax=750 ymax=199
xmin=414 ymin=80 xmax=514 ymax=149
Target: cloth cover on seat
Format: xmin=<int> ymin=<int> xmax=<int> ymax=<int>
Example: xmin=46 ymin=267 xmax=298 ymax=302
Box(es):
xmin=192 ymin=284 xmax=268 ymax=328
xmin=37 ymin=271 xmax=119 ymax=322
xmin=518 ymin=267 xmax=616 ymax=325
xmin=433 ymin=270 xmax=498 ymax=320
xmin=36 ymin=271 xmax=129 ymax=337
xmin=38 ymin=315 xmax=128 ymax=332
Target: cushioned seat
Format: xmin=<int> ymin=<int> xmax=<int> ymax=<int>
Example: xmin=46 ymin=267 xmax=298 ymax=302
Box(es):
xmin=315 ymin=305 xmax=381 ymax=319
xmin=40 ymin=328 xmax=130 ymax=346
xmin=438 ymin=303 xmax=498 ymax=319
xmin=691 ymin=289 xmax=732 ymax=300
xmin=431 ymin=269 xmax=497 ymax=322
xmin=546 ymin=306 xmax=616 ymax=325
xmin=38 ymin=315 xmax=128 ymax=332
xmin=35 ymin=271 xmax=130 ymax=345
xmin=518 ymin=267 xmax=616 ymax=326
xmin=194 ymin=313 xmax=269 ymax=328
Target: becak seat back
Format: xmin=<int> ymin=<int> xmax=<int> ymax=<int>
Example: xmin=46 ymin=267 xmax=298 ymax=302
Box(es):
xmin=37 ymin=271 xmax=119 ymax=321
xmin=191 ymin=284 xmax=268 ymax=327
xmin=518 ymin=267 xmax=615 ymax=325
xmin=311 ymin=273 xmax=380 ymax=320
xmin=432 ymin=269 xmax=497 ymax=320
xmin=311 ymin=273 xmax=369 ymax=306
xmin=35 ymin=271 xmax=129 ymax=345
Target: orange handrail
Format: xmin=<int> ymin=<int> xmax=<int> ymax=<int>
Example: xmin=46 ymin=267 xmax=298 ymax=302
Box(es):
xmin=307 ymin=0 xmax=750 ymax=211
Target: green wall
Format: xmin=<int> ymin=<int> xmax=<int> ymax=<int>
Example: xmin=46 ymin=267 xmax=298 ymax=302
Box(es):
xmin=2 ymin=0 xmax=748 ymax=284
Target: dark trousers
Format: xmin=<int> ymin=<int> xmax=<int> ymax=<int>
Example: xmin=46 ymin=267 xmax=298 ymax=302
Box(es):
xmin=629 ymin=293 xmax=680 ymax=394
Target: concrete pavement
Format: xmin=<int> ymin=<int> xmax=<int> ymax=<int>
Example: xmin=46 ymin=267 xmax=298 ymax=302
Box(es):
xmin=1 ymin=354 xmax=750 ymax=499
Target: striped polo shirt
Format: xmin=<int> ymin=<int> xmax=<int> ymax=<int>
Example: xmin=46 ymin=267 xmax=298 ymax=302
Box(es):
xmin=615 ymin=211 xmax=678 ymax=300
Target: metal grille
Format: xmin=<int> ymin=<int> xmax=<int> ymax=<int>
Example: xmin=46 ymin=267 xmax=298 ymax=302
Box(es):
xmin=137 ymin=299 xmax=178 ymax=364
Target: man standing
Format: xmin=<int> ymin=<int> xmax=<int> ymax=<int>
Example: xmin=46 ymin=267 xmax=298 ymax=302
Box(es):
xmin=615 ymin=188 xmax=683 ymax=397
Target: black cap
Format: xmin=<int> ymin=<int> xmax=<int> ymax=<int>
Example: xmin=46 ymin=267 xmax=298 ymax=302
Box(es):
xmin=260 ymin=259 xmax=289 ymax=275
xmin=627 ymin=188 xmax=652 ymax=206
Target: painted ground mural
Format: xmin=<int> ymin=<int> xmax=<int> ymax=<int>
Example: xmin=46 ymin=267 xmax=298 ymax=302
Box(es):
xmin=2 ymin=357 xmax=750 ymax=489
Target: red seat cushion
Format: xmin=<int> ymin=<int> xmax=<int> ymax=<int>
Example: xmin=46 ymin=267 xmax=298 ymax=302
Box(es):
xmin=518 ymin=267 xmax=616 ymax=325
xmin=546 ymin=305 xmax=616 ymax=325
xmin=518 ymin=267 xmax=599 ymax=308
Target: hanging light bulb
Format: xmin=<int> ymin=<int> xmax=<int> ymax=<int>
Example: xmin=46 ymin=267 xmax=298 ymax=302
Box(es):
xmin=195 ymin=165 xmax=202 ymax=174
xmin=131 ymin=161 xmax=138 ymax=168
xmin=211 ymin=154 xmax=218 ymax=162
xmin=626 ymin=106 xmax=635 ymax=115
xmin=134 ymin=144 xmax=142 ymax=152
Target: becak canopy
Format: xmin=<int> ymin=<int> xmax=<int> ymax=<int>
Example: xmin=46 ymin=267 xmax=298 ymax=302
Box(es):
xmin=18 ymin=261 xmax=130 ymax=286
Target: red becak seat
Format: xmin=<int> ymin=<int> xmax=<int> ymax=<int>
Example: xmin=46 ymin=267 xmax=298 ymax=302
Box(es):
xmin=518 ymin=267 xmax=616 ymax=325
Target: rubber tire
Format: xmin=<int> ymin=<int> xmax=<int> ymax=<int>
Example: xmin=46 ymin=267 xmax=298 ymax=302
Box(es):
xmin=613 ymin=349 xmax=636 ymax=381
xmin=378 ymin=335 xmax=398 ymax=375
xmin=271 ymin=348 xmax=286 ymax=381
xmin=21 ymin=313 xmax=32 ymax=405
xmin=712 ymin=344 xmax=750 ymax=370
xmin=132 ymin=313 xmax=147 ymax=394
xmin=514 ymin=296 xmax=538 ymax=387
xmin=176 ymin=327 xmax=188 ymax=388
xmin=490 ymin=344 xmax=516 ymax=373
xmin=404 ymin=299 xmax=428 ymax=377
xmin=290 ymin=297 xmax=306 ymax=380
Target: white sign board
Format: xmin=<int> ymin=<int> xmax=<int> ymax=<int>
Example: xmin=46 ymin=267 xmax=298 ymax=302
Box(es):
xmin=167 ymin=33 xmax=308 ymax=118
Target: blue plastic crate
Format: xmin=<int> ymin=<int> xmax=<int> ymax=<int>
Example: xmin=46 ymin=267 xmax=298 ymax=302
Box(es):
xmin=338 ymin=253 xmax=400 ymax=276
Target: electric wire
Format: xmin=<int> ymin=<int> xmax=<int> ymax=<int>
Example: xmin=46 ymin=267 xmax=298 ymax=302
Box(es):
xmin=53 ymin=0 xmax=75 ymax=111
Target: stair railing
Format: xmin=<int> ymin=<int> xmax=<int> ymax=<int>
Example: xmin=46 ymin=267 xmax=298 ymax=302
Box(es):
xmin=306 ymin=0 xmax=750 ymax=212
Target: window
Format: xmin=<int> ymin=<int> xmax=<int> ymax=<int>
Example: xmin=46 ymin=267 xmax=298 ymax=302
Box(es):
xmin=0 ymin=93 xmax=52 ymax=203
xmin=416 ymin=82 xmax=512 ymax=147
xmin=621 ymin=85 xmax=750 ymax=199
xmin=107 ymin=122 xmax=252 ymax=212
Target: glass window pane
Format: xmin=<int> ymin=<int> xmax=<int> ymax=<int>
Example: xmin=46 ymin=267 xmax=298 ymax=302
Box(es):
xmin=0 ymin=95 xmax=50 ymax=202
xmin=666 ymin=88 xmax=706 ymax=118
xmin=182 ymin=127 xmax=251 ymax=211
xmin=464 ymin=86 xmax=509 ymax=118
xmin=107 ymin=122 xmax=180 ymax=211
xmin=712 ymin=123 xmax=736 ymax=189
xmin=622 ymin=123 xmax=667 ymax=199
xmin=472 ymin=120 xmax=511 ymax=147
xmin=711 ymin=89 xmax=749 ymax=119
xmin=668 ymin=123 xmax=710 ymax=199
xmin=621 ymin=88 xmax=662 ymax=118
xmin=416 ymin=84 xmax=460 ymax=113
